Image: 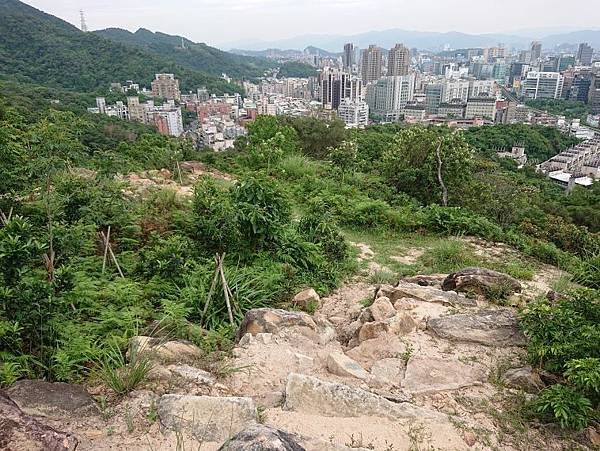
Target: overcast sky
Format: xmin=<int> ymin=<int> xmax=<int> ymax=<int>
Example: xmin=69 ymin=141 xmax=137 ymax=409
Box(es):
xmin=23 ymin=0 xmax=600 ymax=47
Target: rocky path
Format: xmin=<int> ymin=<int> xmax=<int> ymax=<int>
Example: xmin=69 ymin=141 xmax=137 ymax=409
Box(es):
xmin=1 ymin=244 xmax=593 ymax=451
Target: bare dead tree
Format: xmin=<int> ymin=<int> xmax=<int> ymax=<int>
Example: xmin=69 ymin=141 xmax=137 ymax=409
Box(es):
xmin=435 ymin=140 xmax=448 ymax=207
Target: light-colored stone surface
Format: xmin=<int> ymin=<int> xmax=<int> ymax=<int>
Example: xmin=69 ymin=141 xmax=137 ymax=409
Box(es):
xmin=293 ymin=288 xmax=321 ymax=311
xmin=427 ymin=310 xmax=527 ymax=347
xmin=284 ymin=373 xmax=442 ymax=420
xmin=368 ymin=358 xmax=405 ymax=388
xmin=129 ymin=336 xmax=202 ymax=364
xmin=368 ymin=296 xmax=396 ymax=321
xmin=403 ymin=356 xmax=486 ymax=394
xmin=379 ymin=283 xmax=477 ymax=307
xmin=346 ymin=335 xmax=407 ymax=369
xmin=216 ymin=424 xmax=304 ymax=450
xmin=326 ymin=352 xmax=369 ymax=380
xmin=157 ymin=394 xmax=257 ymax=441
xmin=502 ymin=366 xmax=545 ymax=393
xmin=442 ymin=267 xmax=521 ymax=296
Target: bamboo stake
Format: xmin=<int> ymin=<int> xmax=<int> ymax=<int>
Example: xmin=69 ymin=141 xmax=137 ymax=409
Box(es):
xmin=218 ymin=254 xmax=235 ymax=325
xmin=102 ymin=226 xmax=111 ymax=274
xmin=100 ymin=230 xmax=124 ymax=278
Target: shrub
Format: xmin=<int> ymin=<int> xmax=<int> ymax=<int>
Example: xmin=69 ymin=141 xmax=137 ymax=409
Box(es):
xmin=531 ymin=384 xmax=594 ymax=430
xmin=520 ymin=289 xmax=600 ymax=373
xmin=95 ymin=343 xmax=153 ymax=395
xmin=564 ymin=358 xmax=600 ymax=403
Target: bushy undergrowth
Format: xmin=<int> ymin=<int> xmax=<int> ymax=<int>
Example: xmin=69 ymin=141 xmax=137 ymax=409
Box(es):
xmin=520 ymin=289 xmax=600 ymax=429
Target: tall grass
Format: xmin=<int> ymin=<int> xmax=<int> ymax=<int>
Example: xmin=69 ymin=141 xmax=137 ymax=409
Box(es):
xmin=96 ymin=343 xmax=153 ymax=395
xmin=418 ymin=239 xmax=478 ymax=274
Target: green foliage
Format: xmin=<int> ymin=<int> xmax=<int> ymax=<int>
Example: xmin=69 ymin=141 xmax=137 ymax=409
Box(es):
xmin=531 ymin=384 xmax=594 ymax=430
xmin=525 ymin=99 xmax=591 ymax=121
xmin=281 ymin=117 xmax=348 ymax=159
xmin=381 ymin=126 xmax=474 ymax=205
xmin=521 ymin=290 xmax=600 ymax=429
xmin=94 ymin=28 xmax=275 ymax=79
xmin=277 ymin=61 xmax=318 ymax=78
xmin=564 ymin=358 xmax=600 ymax=403
xmin=96 ymin=343 xmax=153 ymax=395
xmin=520 ymin=289 xmax=600 ymax=373
xmin=418 ymin=239 xmax=478 ymax=274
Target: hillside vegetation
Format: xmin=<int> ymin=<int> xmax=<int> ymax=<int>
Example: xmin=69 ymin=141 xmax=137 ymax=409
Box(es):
xmin=94 ymin=28 xmax=276 ymax=79
xmin=0 ymin=0 xmax=242 ymax=94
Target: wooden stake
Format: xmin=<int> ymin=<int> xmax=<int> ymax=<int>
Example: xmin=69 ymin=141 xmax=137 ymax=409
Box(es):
xmin=218 ymin=254 xmax=235 ymax=325
xmin=102 ymin=226 xmax=111 ymax=274
xmin=100 ymin=229 xmax=124 ymax=278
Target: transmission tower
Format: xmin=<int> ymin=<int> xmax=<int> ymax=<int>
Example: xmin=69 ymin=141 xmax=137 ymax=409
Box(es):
xmin=79 ymin=9 xmax=88 ymax=32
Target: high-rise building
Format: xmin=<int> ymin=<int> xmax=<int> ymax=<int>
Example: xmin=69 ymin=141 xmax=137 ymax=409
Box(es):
xmin=425 ymin=83 xmax=446 ymax=114
xmin=569 ymin=72 xmax=592 ymax=102
xmin=337 ymin=99 xmax=369 ymax=128
xmin=590 ymin=74 xmax=600 ymax=115
xmin=577 ymin=43 xmax=594 ymax=66
xmin=321 ymin=69 xmax=363 ymax=110
xmin=366 ymin=75 xmax=415 ymax=121
xmin=465 ymin=97 xmax=497 ymax=120
xmin=151 ymin=74 xmax=181 ymax=101
xmin=361 ymin=45 xmax=383 ymax=85
xmin=444 ymin=79 xmax=470 ymax=103
xmin=343 ymin=43 xmax=356 ymax=70
xmin=523 ymin=72 xmax=564 ymax=99
xmin=387 ymin=43 xmax=410 ymax=76
xmin=530 ymin=41 xmax=542 ymax=63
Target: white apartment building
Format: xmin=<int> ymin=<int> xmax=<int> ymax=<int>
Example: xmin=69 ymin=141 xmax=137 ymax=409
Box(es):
xmin=445 ymin=79 xmax=470 ymax=102
xmin=465 ymin=97 xmax=497 ymax=120
xmin=523 ymin=72 xmax=564 ymax=99
xmin=469 ymin=79 xmax=496 ymax=98
xmin=337 ymin=99 xmax=369 ymax=128
xmin=366 ymin=75 xmax=415 ymax=121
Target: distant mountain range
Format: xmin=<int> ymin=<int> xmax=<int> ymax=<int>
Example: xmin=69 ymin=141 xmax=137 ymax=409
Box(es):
xmin=222 ymin=28 xmax=600 ymax=53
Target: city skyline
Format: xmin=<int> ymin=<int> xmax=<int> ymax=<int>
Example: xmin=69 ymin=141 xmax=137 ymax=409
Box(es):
xmin=22 ymin=0 xmax=600 ymax=48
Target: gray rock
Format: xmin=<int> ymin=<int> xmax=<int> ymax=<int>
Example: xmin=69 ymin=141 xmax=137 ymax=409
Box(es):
xmin=403 ymin=356 xmax=486 ymax=394
xmin=284 ymin=373 xmax=442 ymax=420
xmin=346 ymin=334 xmax=407 ymax=367
xmin=218 ymin=424 xmax=305 ymax=450
xmin=0 ymin=390 xmax=78 ymax=451
xmin=428 ymin=310 xmax=526 ymax=347
xmin=369 ymin=358 xmax=405 ymax=388
xmin=326 ymin=352 xmax=369 ymax=380
xmin=168 ymin=364 xmax=215 ymax=385
xmin=402 ymin=274 xmax=446 ymax=287
xmin=157 ymin=394 xmax=257 ymax=441
xmin=379 ymin=283 xmax=477 ymax=307
xmin=7 ymin=380 xmax=99 ymax=419
xmin=292 ymin=288 xmax=321 ymax=311
xmin=502 ymin=366 xmax=545 ymax=393
xmin=442 ymin=267 xmax=521 ymax=296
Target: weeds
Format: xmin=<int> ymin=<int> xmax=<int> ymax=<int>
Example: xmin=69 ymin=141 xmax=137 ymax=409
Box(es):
xmin=95 ymin=343 xmax=153 ymax=396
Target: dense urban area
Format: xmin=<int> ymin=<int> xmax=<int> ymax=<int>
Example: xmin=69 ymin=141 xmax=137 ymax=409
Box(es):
xmin=0 ymin=0 xmax=599 ymax=450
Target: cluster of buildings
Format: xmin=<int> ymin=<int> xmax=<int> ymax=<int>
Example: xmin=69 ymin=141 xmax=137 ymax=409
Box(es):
xmin=88 ymin=74 xmax=184 ymax=137
xmin=538 ymin=136 xmax=600 ymax=190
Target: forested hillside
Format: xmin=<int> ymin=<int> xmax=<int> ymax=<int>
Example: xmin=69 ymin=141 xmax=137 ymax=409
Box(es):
xmin=94 ymin=28 xmax=276 ymax=79
xmin=0 ymin=0 xmax=241 ymax=94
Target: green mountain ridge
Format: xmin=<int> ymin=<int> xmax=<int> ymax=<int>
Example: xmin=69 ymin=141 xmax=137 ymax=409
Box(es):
xmin=93 ymin=27 xmax=277 ymax=79
xmin=0 ymin=0 xmax=242 ymax=94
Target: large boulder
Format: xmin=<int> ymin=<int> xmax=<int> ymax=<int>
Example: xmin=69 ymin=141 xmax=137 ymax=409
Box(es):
xmin=502 ymin=366 xmax=545 ymax=393
xmin=218 ymin=424 xmax=305 ymax=450
xmin=157 ymin=394 xmax=257 ymax=441
xmin=403 ymin=356 xmax=486 ymax=394
xmin=7 ymin=380 xmax=99 ymax=419
xmin=0 ymin=390 xmax=78 ymax=451
xmin=292 ymin=288 xmax=321 ymax=312
xmin=401 ymin=274 xmax=447 ymax=287
xmin=357 ymin=313 xmax=417 ymax=342
xmin=284 ymin=373 xmax=442 ymax=420
xmin=378 ymin=283 xmax=476 ymax=307
xmin=237 ymin=308 xmax=335 ymax=344
xmin=346 ymin=334 xmax=408 ymax=368
xmin=129 ymin=336 xmax=202 ymax=364
xmin=427 ymin=310 xmax=526 ymax=347
xmin=442 ymin=268 xmax=521 ymax=297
